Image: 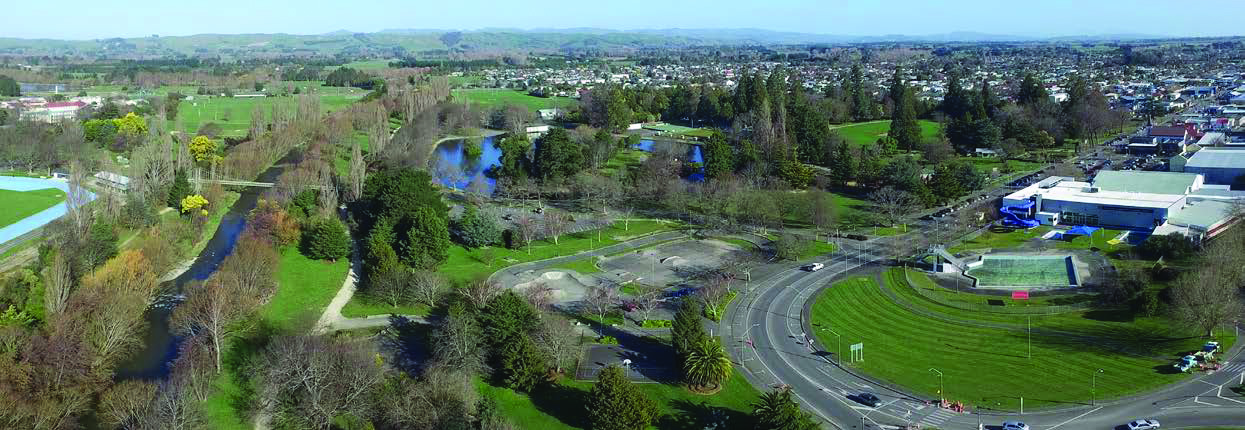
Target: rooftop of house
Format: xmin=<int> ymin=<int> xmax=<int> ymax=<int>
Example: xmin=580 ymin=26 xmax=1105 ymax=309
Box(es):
xmin=1186 ymin=148 xmax=1245 ymax=170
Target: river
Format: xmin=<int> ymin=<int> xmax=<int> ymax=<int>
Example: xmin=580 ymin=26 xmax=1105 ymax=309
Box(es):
xmin=114 ymin=152 xmax=296 ymax=380
xmin=431 ymin=136 xmax=705 ymax=193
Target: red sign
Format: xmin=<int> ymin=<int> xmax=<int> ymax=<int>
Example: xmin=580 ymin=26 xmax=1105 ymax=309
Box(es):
xmin=1012 ymin=291 xmax=1030 ymax=300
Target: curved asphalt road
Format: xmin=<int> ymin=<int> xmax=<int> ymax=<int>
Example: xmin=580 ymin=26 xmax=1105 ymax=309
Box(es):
xmin=723 ymin=238 xmax=1245 ymax=430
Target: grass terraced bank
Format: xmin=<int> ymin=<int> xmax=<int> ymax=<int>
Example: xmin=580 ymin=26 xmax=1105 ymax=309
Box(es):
xmin=810 ymin=269 xmax=1234 ymax=411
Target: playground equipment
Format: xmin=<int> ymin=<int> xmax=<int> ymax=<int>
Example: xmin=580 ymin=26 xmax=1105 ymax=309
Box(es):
xmin=1000 ymin=201 xmax=1040 ymax=228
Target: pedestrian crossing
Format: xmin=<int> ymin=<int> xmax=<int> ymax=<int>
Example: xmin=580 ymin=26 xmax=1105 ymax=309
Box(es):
xmin=918 ymin=408 xmax=956 ymax=427
xmin=1221 ymin=362 xmax=1245 ymax=373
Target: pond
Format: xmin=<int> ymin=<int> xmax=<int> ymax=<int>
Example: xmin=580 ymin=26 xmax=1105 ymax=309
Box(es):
xmin=431 ymin=136 xmax=704 ymax=194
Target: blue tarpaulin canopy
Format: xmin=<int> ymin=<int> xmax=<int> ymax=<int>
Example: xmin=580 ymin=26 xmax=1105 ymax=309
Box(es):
xmin=1065 ymin=225 xmax=1100 ymax=236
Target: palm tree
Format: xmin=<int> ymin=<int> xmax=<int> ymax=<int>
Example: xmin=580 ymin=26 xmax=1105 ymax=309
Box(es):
xmin=683 ymin=337 xmax=732 ymax=391
xmin=753 ymin=386 xmax=820 ymax=430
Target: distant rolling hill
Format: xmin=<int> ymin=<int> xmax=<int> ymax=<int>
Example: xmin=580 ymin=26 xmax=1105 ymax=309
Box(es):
xmin=0 ymin=29 xmax=1180 ymax=59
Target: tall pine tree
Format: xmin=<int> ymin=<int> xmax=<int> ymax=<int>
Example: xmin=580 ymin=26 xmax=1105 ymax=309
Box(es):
xmin=888 ymin=68 xmax=922 ymax=151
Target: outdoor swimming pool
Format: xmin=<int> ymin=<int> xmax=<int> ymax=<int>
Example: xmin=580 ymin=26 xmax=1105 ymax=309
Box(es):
xmin=965 ymin=254 xmax=1078 ymax=289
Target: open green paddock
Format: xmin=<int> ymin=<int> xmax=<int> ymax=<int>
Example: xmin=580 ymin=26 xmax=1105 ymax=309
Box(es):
xmin=832 ymin=119 xmax=941 ymax=147
xmin=451 ymin=88 xmax=577 ymax=110
xmin=810 ymin=269 xmax=1233 ymax=411
xmin=169 ymin=83 xmax=366 ymax=137
xmin=0 ymin=188 xmax=65 ymax=229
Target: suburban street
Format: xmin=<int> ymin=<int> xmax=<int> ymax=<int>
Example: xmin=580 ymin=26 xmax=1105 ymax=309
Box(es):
xmin=724 ymin=238 xmax=1245 ymax=429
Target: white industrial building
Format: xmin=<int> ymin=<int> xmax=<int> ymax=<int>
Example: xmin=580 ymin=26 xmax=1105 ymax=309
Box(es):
xmin=1002 ymin=171 xmax=1242 ymax=241
xmin=1183 ymin=148 xmax=1245 ymax=186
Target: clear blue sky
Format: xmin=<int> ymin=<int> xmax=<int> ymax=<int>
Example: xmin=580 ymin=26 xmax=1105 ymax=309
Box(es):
xmin=6 ymin=0 xmax=1239 ymax=40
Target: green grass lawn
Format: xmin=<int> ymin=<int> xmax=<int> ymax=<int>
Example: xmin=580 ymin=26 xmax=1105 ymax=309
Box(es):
xmin=0 ymin=188 xmax=65 ymax=228
xmin=170 ymin=82 xmax=365 ymax=137
xmin=833 ymin=120 xmax=940 ymax=147
xmin=482 ymin=370 xmax=762 ymax=429
xmin=202 ymin=245 xmax=351 ymax=429
xmin=550 ymin=258 xmax=602 ymax=274
xmin=949 ymin=226 xmax=1053 ymax=253
xmin=342 ymin=59 xmax=395 ymax=70
xmin=339 ymin=299 xmax=429 ymax=319
xmin=811 ymin=271 xmax=1234 ymax=411
xmin=451 ymin=88 xmax=577 ymax=111
xmin=261 ymin=246 xmax=351 ymax=329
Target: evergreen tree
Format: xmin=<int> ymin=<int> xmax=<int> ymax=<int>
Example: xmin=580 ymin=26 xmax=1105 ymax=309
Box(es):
xmin=586 ymin=365 xmax=658 ymax=430
xmin=702 ymin=131 xmax=734 ymax=179
xmin=453 ymin=205 xmax=502 ymax=248
xmin=497 ymin=134 xmax=532 ymax=180
xmin=829 ymin=139 xmax=857 ymax=186
xmin=848 ymin=64 xmax=872 ymax=121
xmin=533 ymin=127 xmax=583 ymax=182
xmin=753 ymin=387 xmax=820 ymax=430
xmin=683 ymin=337 xmax=732 ymax=390
xmin=359 ymin=168 xmax=448 ymax=230
xmin=888 ymin=69 xmax=922 ymax=151
xmin=672 ymin=299 xmax=707 ymax=359
xmin=940 ymin=72 xmax=972 ymax=120
xmin=499 ymin=333 xmax=548 ymax=392
xmin=978 ymin=79 xmax=998 ymax=120
xmin=399 ymin=206 xmax=451 ymax=270
xmin=0 ymin=75 xmax=19 ymax=97
xmin=300 ymin=217 xmax=351 ymax=261
xmin=166 ymin=169 xmax=191 ymax=209
xmin=481 ymin=290 xmax=540 ymax=348
xmin=1017 ymin=73 xmax=1049 ymax=106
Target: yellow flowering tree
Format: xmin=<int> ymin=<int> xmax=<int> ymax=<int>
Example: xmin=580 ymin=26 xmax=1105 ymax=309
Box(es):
xmin=188 ymin=135 xmax=222 ymax=166
xmin=180 ymin=194 xmax=209 ymax=215
xmin=115 ymin=112 xmax=148 ymax=137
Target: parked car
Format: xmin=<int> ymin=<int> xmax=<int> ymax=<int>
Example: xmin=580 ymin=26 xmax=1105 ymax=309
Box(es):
xmin=802 ymin=263 xmax=825 ymax=272
xmin=854 ymin=392 xmax=881 ymax=407
xmin=1126 ymin=419 xmax=1160 ymax=430
xmin=1002 ymin=422 xmax=1030 ymax=430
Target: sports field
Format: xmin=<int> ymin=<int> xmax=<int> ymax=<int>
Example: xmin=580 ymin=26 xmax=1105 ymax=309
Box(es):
xmin=810 ymin=269 xmax=1231 ymax=411
xmin=966 ymin=255 xmax=1075 ymax=288
xmin=165 ymin=82 xmax=366 ymax=137
xmin=451 ymin=88 xmax=577 ymax=110
xmin=0 ymin=188 xmax=66 ymax=229
xmin=833 ymin=119 xmax=941 ymax=146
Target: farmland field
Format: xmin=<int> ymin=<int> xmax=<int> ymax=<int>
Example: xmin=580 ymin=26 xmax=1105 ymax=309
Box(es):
xmin=0 ymin=188 xmax=66 ymax=229
xmin=810 ymin=269 xmax=1234 ymax=411
xmin=451 ymin=88 xmax=577 ymax=110
xmin=833 ymin=119 xmax=941 ymax=146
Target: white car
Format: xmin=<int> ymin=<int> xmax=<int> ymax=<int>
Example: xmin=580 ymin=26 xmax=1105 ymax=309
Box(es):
xmin=1002 ymin=422 xmax=1030 ymax=430
xmin=1127 ymin=419 xmax=1160 ymax=430
xmin=802 ymin=263 xmax=824 ymax=272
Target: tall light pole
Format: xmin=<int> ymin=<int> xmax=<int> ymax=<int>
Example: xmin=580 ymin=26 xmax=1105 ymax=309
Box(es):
xmin=929 ymin=368 xmax=944 ymax=403
xmin=1092 ymin=368 xmax=1104 ymax=406
xmin=821 ymin=328 xmax=841 ymax=364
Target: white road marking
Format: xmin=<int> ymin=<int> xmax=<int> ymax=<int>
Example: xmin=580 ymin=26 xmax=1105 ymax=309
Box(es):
xmin=1043 ymin=406 xmax=1102 ymax=430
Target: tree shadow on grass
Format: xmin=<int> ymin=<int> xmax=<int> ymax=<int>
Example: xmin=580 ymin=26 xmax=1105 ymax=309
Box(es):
xmin=527 ymin=383 xmax=590 ymax=429
xmin=380 ymin=315 xmax=432 ymax=375
xmin=659 ymin=399 xmax=754 ymax=430
xmin=219 ymin=318 xmax=283 ymax=419
xmin=1082 ymin=308 xmax=1135 ymax=323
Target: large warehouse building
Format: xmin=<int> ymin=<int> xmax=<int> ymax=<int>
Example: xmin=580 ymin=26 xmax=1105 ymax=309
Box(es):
xmin=1183 ymin=148 xmax=1245 ymax=187
xmin=1002 ymin=171 xmax=1242 ymax=241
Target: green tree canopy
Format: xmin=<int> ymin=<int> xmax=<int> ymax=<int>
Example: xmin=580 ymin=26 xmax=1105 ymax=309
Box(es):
xmin=533 ymin=127 xmax=584 ymax=182
xmin=398 ymin=206 xmax=451 ymax=270
xmin=300 ymin=217 xmax=351 ymax=261
xmin=359 ymin=168 xmax=448 ymax=229
xmin=702 ymin=131 xmax=734 ymax=179
xmin=752 ymin=387 xmax=820 ymax=430
xmin=586 ymin=365 xmax=658 ymax=430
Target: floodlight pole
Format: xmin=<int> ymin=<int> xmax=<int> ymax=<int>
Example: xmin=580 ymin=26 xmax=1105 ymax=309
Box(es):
xmin=1092 ymin=368 xmax=1104 ymax=406
xmin=929 ymin=368 xmax=944 ymax=402
xmin=1027 ymin=316 xmax=1032 ymax=359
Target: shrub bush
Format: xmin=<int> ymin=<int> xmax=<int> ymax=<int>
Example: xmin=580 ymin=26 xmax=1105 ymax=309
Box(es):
xmin=300 ymin=217 xmax=351 ymax=261
xmin=597 ymin=336 xmax=619 ymax=345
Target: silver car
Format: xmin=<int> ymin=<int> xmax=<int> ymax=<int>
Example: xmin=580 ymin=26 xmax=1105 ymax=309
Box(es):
xmin=1127 ymin=419 xmax=1160 ymax=430
xmin=1002 ymin=422 xmax=1030 ymax=430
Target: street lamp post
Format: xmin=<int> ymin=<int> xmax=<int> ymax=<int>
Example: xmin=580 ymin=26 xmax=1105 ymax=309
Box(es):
xmin=929 ymin=368 xmax=945 ymax=403
xmin=1092 ymin=368 xmax=1104 ymax=406
xmin=821 ymin=328 xmax=841 ymax=364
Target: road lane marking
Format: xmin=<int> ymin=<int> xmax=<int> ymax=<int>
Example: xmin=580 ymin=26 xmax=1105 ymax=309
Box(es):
xmin=1043 ymin=406 xmax=1102 ymax=430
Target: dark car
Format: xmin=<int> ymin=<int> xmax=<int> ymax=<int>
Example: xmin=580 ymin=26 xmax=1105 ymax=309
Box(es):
xmin=855 ymin=392 xmax=881 ymax=408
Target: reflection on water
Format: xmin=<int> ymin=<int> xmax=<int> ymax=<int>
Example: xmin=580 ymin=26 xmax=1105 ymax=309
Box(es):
xmin=431 ymin=137 xmax=705 ymax=192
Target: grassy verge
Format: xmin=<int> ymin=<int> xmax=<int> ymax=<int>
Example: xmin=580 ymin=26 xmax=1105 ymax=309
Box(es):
xmin=834 ymin=120 xmax=940 ymax=147
xmin=550 ymin=258 xmax=602 ymax=274
xmin=451 ymin=88 xmax=577 ymax=110
xmin=810 ymin=273 xmax=1235 ymax=411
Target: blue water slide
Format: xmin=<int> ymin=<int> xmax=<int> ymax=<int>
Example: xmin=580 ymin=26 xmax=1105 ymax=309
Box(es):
xmin=1000 ymin=200 xmax=1040 ymax=228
